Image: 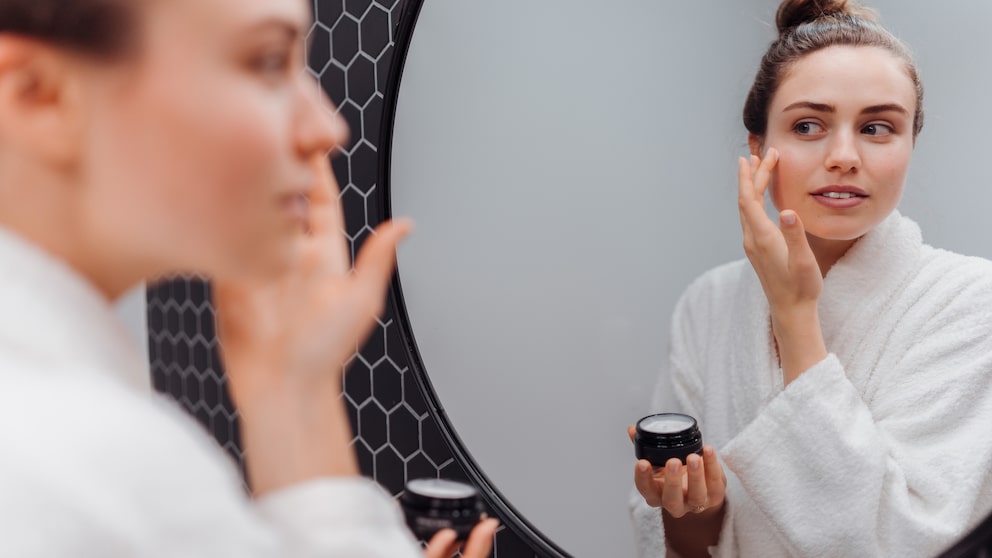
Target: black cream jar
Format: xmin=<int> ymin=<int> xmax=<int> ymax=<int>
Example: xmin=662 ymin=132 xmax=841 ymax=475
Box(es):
xmin=400 ymin=478 xmax=486 ymax=541
xmin=634 ymin=413 xmax=704 ymax=468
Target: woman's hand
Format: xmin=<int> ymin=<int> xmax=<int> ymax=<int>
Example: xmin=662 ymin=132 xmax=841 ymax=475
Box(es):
xmin=737 ymin=149 xmax=828 ymax=384
xmin=629 ymin=427 xmax=726 ymax=518
xmin=211 ymin=155 xmax=411 ymax=495
xmin=630 ymin=426 xmax=726 ymax=558
xmin=737 ymin=149 xmax=822 ymax=316
xmin=424 ymin=519 xmax=500 ymax=558
xmin=214 ymin=155 xmax=411 ymax=409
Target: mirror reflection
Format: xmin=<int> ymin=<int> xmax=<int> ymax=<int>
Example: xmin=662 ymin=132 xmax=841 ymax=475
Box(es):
xmin=390 ymin=0 xmax=992 ymax=556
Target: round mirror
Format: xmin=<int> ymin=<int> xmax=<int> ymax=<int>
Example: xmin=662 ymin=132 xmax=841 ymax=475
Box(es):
xmin=382 ymin=1 xmax=992 ymax=555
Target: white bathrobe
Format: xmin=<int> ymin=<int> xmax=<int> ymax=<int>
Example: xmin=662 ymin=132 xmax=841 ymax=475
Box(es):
xmin=631 ymin=211 xmax=992 ymax=557
xmin=0 ymin=227 xmax=424 ymax=557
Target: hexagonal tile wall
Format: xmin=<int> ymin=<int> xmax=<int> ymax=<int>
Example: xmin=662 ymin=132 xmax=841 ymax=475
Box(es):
xmin=147 ymin=1 xmax=539 ymax=556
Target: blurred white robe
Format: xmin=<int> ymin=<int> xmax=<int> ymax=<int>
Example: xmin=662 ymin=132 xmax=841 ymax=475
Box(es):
xmin=0 ymin=227 xmax=423 ymax=557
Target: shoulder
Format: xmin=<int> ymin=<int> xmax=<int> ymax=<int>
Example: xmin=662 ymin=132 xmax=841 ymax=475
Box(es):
xmin=666 ymin=258 xmax=757 ymax=357
xmin=911 ymin=246 xmax=992 ymax=325
xmin=917 ymin=246 xmax=992 ymax=303
xmin=675 ymin=259 xmax=754 ymax=319
xmin=0 ymin=369 xmax=247 ymax=529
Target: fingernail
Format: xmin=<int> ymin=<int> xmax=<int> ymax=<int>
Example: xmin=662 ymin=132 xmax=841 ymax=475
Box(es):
xmin=668 ymin=460 xmax=680 ymax=474
xmin=689 ymin=457 xmax=700 ymax=470
xmin=704 ymin=446 xmax=715 ymax=458
xmin=637 ymin=461 xmax=649 ymax=473
xmin=781 ymin=212 xmax=796 ymax=226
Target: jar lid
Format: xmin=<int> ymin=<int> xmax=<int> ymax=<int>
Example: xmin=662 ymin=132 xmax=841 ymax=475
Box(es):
xmin=402 ymin=478 xmax=480 ymax=510
xmin=635 ymin=412 xmax=702 ymax=447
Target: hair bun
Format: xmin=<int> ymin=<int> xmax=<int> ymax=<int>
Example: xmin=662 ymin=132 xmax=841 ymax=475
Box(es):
xmin=775 ymin=0 xmax=877 ymax=36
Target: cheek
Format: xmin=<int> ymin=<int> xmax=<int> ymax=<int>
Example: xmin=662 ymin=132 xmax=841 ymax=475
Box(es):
xmin=865 ymin=143 xmax=912 ymax=203
xmin=87 ymin=70 xmax=293 ymax=272
xmin=877 ymin=147 xmax=912 ymax=184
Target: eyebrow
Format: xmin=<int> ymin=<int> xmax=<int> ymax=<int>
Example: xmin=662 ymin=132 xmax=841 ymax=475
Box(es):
xmin=782 ymin=101 xmax=909 ymax=116
xmin=243 ymin=17 xmax=304 ymax=41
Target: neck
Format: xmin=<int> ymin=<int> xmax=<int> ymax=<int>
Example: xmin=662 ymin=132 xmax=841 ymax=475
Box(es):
xmin=0 ymin=183 xmax=146 ymax=301
xmin=807 ymin=234 xmax=859 ymax=277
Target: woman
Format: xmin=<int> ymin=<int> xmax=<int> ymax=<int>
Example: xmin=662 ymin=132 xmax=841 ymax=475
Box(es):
xmin=0 ymin=0 xmax=497 ymax=556
xmin=630 ymin=1 xmax=992 ymax=556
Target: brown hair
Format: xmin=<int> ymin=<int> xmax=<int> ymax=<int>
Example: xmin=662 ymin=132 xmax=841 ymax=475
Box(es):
xmin=0 ymin=0 xmax=136 ymax=58
xmin=743 ymin=0 xmax=924 ymax=139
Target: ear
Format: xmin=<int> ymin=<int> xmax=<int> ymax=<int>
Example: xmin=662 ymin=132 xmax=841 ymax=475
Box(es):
xmin=747 ymin=134 xmax=763 ymax=158
xmin=0 ymin=37 xmax=83 ymax=170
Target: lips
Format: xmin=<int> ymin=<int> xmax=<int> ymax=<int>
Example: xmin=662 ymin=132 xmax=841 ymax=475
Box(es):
xmin=810 ymin=185 xmax=867 ymax=209
xmin=811 ymin=185 xmax=868 ymax=198
xmin=280 ymin=191 xmax=311 ymax=222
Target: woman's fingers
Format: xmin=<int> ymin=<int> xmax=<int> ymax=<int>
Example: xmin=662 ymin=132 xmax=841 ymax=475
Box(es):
xmin=627 ymin=425 xmax=637 ymax=444
xmin=352 ymin=219 xmax=414 ymax=303
xmin=752 ymin=148 xmax=778 ymax=199
xmin=304 ymin=155 xmax=351 ymax=275
xmin=661 ymin=459 xmax=686 ymax=517
xmin=738 ymin=157 xmax=756 ymax=238
xmin=459 ymin=518 xmax=500 ymax=558
xmin=702 ymin=446 xmax=726 ymax=504
xmin=633 ymin=460 xmax=664 ymax=508
xmin=779 ymin=210 xmax=818 ymax=274
xmin=423 ymin=528 xmax=459 ymax=558
xmin=634 ymin=447 xmax=729 ymax=518
xmin=685 ymin=453 xmax=708 ymax=513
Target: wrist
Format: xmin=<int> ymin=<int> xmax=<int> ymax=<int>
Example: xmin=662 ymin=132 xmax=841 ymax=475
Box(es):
xmin=770 ymin=309 xmax=828 ymax=386
xmin=769 ymin=301 xmax=818 ymax=331
xmin=238 ymin=381 xmax=359 ymax=496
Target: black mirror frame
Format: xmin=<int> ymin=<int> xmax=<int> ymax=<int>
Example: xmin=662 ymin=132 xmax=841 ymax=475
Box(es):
xmin=376 ymin=1 xmax=570 ymax=557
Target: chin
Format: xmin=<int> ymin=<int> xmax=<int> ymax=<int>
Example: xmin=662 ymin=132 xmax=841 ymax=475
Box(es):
xmin=204 ymin=237 xmax=303 ymax=283
xmin=802 ymin=214 xmax=881 ymax=243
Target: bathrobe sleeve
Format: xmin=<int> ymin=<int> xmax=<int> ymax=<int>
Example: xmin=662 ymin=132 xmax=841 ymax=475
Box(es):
xmin=0 ymin=373 xmax=425 ymax=558
xmin=720 ymin=262 xmax=992 ymax=557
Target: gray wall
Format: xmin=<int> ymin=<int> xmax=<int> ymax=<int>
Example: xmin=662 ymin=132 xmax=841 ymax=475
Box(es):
xmin=391 ymin=1 xmax=992 ymax=556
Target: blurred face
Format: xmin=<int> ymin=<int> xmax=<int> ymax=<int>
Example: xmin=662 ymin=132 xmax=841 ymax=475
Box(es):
xmin=757 ymin=46 xmax=916 ymax=242
xmin=77 ymin=0 xmax=345 ymax=280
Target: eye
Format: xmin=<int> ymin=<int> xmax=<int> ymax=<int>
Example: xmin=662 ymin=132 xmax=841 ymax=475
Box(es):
xmin=793 ymin=121 xmax=824 ymax=136
xmin=249 ymin=49 xmax=293 ymax=78
xmin=862 ymin=123 xmax=894 ymax=137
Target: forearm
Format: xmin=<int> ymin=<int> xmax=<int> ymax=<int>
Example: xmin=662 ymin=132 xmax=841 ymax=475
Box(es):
xmin=771 ymin=303 xmax=827 ymax=386
xmin=238 ymin=380 xmax=359 ymax=497
xmin=663 ymin=506 xmax=726 ymax=558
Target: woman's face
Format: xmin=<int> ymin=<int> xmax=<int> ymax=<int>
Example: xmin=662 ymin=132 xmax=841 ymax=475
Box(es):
xmin=77 ymin=0 xmax=345 ymax=281
xmin=756 ymin=45 xmax=917 ymax=242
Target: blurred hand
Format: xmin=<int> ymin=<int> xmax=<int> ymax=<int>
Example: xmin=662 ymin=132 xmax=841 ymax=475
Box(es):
xmin=214 ymin=155 xmax=412 ymax=407
xmin=211 ymin=154 xmax=411 ymax=495
xmin=424 ymin=519 xmax=500 ymax=558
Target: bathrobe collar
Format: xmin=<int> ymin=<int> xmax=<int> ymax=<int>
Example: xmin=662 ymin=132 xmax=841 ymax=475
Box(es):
xmin=817 ymin=210 xmax=923 ymax=349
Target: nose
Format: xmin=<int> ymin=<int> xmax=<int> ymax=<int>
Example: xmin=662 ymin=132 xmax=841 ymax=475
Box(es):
xmin=294 ymin=75 xmax=349 ymax=159
xmin=824 ymin=129 xmax=861 ymax=174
